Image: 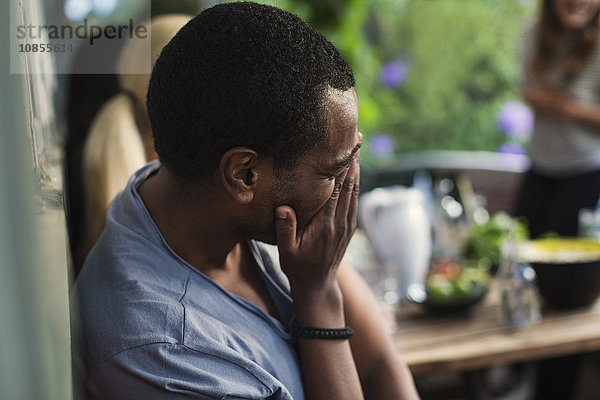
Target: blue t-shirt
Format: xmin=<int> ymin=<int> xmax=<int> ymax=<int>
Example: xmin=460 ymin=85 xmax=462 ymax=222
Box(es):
xmin=73 ymin=162 xmax=304 ymax=399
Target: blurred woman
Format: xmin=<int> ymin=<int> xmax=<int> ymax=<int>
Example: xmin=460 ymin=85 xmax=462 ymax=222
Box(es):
xmin=516 ymin=0 xmax=600 ymax=239
xmin=516 ymin=2 xmax=600 ymax=398
xmin=79 ymin=14 xmax=191 ymax=271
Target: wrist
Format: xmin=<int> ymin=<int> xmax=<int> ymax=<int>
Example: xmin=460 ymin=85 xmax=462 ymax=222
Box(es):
xmin=291 ymin=283 xmax=345 ymax=328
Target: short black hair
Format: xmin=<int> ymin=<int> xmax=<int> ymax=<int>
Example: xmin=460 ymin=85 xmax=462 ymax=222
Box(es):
xmin=147 ymin=1 xmax=355 ymax=182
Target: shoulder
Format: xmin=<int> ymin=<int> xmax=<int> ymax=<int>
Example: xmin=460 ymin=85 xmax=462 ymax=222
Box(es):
xmin=74 ymin=176 xmax=193 ymax=375
xmin=74 ymin=242 xmax=190 ymax=369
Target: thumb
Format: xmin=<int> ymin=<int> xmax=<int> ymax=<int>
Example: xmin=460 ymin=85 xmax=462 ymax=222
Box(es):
xmin=275 ymin=206 xmax=297 ymax=252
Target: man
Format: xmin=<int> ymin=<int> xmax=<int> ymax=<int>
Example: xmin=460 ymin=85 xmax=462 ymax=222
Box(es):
xmin=73 ymin=3 xmax=419 ymax=399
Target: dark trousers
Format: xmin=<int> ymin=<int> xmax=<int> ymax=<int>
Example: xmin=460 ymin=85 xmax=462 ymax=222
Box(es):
xmin=515 ymin=169 xmax=600 ymax=238
xmin=515 ymin=168 xmax=600 ymax=399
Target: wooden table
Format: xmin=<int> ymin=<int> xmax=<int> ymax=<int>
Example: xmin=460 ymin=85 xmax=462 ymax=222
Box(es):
xmin=394 ymin=281 xmax=600 ymax=376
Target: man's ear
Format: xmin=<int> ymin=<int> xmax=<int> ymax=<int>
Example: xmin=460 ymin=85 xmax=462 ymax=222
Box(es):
xmin=219 ymin=147 xmax=259 ymax=205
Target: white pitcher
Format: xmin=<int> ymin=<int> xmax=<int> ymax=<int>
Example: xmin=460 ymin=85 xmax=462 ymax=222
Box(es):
xmin=359 ymin=186 xmax=432 ymax=305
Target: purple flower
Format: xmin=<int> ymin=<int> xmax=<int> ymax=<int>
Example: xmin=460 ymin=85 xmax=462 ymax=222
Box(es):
xmin=369 ymin=133 xmax=396 ymax=158
xmin=496 ymin=101 xmax=534 ymax=137
xmin=497 ymin=142 xmax=526 ymax=155
xmin=380 ymin=60 xmax=408 ymax=88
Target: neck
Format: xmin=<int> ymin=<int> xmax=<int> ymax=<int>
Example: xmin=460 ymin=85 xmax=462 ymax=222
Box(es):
xmin=137 ymin=166 xmax=243 ymax=273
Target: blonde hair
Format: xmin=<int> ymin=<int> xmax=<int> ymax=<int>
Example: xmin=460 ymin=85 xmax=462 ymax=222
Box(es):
xmin=80 ymin=14 xmax=191 ymax=265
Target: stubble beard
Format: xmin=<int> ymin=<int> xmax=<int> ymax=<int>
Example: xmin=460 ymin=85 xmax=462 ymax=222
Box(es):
xmin=244 ymin=168 xmax=295 ymax=246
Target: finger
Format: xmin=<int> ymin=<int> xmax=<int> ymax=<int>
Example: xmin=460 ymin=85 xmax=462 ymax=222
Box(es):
xmin=347 ymin=156 xmax=360 ymax=230
xmin=275 ymin=206 xmax=298 ymax=252
xmin=335 ymin=156 xmax=358 ymax=223
xmin=321 ymin=179 xmax=343 ymax=220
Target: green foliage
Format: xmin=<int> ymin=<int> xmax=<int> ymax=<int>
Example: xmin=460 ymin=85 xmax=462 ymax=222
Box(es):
xmin=352 ymin=0 xmax=537 ymax=166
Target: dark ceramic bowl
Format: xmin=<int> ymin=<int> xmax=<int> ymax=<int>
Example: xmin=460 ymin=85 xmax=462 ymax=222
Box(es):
xmin=520 ymin=238 xmax=600 ymax=309
xmin=531 ymin=260 xmax=600 ymax=309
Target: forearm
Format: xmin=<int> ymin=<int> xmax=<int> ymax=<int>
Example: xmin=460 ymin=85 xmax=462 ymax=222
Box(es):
xmin=564 ymin=101 xmax=600 ymax=129
xmin=293 ymin=287 xmax=364 ymax=400
xmin=275 ymin=153 xmax=364 ymax=399
xmin=360 ymin=354 xmax=418 ymax=400
xmin=339 ymin=262 xmax=420 ymax=399
xmin=523 ymin=86 xmax=600 ymax=129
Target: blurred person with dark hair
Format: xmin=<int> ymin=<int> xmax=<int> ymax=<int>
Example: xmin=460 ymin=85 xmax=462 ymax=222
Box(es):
xmin=73 ymin=3 xmax=419 ymax=399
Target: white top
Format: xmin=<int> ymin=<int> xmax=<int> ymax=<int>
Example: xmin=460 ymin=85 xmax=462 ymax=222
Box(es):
xmin=521 ymin=22 xmax=600 ymax=176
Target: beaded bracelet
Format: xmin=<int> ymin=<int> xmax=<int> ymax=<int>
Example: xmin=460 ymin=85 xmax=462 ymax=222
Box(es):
xmin=291 ymin=320 xmax=354 ymax=340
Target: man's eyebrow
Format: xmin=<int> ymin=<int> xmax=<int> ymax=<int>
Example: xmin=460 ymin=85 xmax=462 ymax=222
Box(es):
xmin=329 ymin=143 xmax=361 ymax=172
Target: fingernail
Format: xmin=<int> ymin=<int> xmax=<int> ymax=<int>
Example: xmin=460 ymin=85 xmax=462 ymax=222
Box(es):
xmin=277 ymin=210 xmax=288 ymax=219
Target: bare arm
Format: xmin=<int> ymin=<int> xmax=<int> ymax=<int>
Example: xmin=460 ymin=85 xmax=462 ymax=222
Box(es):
xmin=523 ymin=85 xmax=600 ymax=129
xmin=275 ymin=154 xmax=363 ymax=399
xmin=338 ymin=261 xmax=420 ymax=400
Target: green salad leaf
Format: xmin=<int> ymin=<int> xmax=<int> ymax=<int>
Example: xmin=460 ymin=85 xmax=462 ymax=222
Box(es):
xmin=462 ymin=212 xmax=529 ymax=266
